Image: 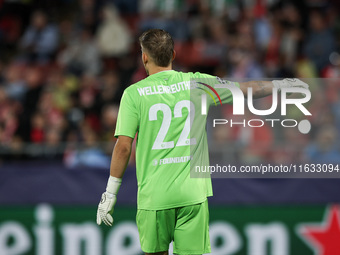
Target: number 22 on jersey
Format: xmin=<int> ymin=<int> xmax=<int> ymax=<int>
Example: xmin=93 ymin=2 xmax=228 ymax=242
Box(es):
xmin=148 ymin=100 xmax=197 ymax=150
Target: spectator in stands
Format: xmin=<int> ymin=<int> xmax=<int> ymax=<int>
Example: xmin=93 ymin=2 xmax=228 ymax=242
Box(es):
xmin=303 ymin=10 xmax=336 ymax=73
xmin=43 ymin=128 xmax=63 ymax=159
xmin=64 ymin=126 xmax=110 ymax=168
xmin=96 ymin=4 xmax=132 ymax=60
xmin=3 ymin=64 xmax=26 ymax=101
xmin=229 ymin=48 xmax=264 ymax=79
xmin=19 ymin=10 xmax=59 ymax=64
xmin=305 ymin=125 xmax=340 ymax=164
xmin=17 ymin=67 xmax=44 ymax=142
xmin=100 ymin=104 xmax=118 ymax=142
xmin=30 ymin=112 xmax=45 ymax=144
xmin=78 ymin=0 xmax=98 ymax=34
xmin=0 ymin=87 xmax=18 ymax=144
xmin=95 ymin=71 xmax=122 ymax=109
xmin=58 ymin=28 xmax=101 ymax=76
xmin=139 ymin=0 xmax=189 ymax=41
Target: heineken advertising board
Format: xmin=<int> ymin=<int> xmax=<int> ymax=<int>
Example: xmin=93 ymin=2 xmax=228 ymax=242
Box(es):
xmin=0 ymin=204 xmax=339 ymax=255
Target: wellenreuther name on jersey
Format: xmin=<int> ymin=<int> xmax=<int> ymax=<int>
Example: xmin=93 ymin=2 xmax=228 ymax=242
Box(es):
xmin=137 ymin=81 xmax=191 ymax=96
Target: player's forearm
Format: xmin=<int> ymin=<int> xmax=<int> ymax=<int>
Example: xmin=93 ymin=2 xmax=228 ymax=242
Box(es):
xmin=97 ymin=137 xmax=132 ymax=227
xmin=239 ymin=81 xmax=274 ymax=99
xmin=109 ymin=139 xmax=132 ymax=178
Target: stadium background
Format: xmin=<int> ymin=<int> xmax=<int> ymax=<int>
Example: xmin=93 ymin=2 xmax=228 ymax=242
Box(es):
xmin=0 ymin=0 xmax=340 ymax=254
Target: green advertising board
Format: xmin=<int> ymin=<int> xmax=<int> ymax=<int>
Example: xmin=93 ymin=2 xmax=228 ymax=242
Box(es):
xmin=0 ymin=204 xmax=338 ymax=255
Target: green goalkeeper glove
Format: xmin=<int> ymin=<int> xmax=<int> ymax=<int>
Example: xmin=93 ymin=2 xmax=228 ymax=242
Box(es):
xmin=96 ymin=176 xmax=122 ymax=226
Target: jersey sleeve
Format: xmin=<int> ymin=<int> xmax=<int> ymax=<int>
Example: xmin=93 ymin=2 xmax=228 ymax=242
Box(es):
xmin=213 ymin=76 xmax=240 ymax=105
xmin=193 ymin=73 xmax=240 ymax=106
xmin=114 ymin=89 xmax=139 ymax=138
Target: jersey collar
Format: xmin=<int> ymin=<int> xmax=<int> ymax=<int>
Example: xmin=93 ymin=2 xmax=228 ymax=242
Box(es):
xmin=150 ymin=70 xmax=175 ymax=76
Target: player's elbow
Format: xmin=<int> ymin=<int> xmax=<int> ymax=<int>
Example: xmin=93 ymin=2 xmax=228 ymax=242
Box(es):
xmin=239 ymin=82 xmax=249 ymax=97
xmin=251 ymin=86 xmax=262 ymax=98
xmin=115 ymin=141 xmax=132 ymax=158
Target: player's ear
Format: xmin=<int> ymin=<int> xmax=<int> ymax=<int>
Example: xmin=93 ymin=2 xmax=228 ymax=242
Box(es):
xmin=172 ymin=50 xmax=176 ymax=61
xmin=142 ymin=52 xmax=148 ymax=65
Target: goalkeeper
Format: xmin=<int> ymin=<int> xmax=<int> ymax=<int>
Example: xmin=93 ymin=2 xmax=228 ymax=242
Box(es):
xmin=96 ymin=29 xmax=309 ymax=255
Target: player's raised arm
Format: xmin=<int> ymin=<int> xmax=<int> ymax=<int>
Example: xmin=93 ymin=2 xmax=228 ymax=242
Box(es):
xmin=96 ymin=135 xmax=133 ymax=227
xmin=239 ymin=78 xmax=309 ymax=99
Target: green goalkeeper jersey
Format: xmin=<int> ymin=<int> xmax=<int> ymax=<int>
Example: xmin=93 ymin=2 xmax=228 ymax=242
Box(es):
xmin=115 ymin=70 xmax=238 ymax=210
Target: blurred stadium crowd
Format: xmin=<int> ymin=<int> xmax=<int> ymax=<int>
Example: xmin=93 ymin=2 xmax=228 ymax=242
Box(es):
xmin=0 ymin=0 xmax=340 ymax=167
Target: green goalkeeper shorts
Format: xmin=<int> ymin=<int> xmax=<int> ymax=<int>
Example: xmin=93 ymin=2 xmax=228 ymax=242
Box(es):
xmin=136 ymin=199 xmax=211 ymax=254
